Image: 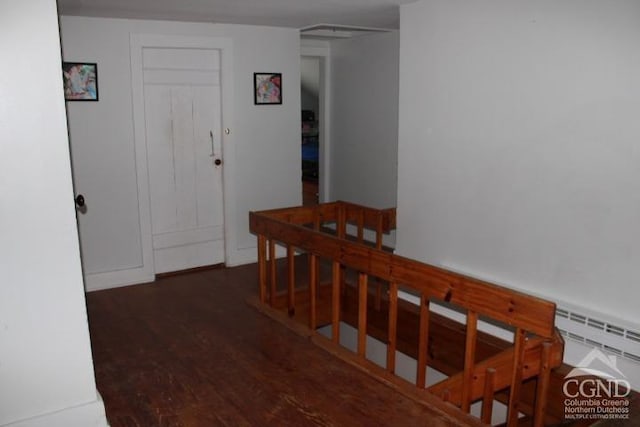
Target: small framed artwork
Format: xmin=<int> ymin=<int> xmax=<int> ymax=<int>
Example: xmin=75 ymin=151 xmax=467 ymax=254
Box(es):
xmin=254 ymin=72 xmax=282 ymax=105
xmin=63 ymin=62 xmax=99 ymax=101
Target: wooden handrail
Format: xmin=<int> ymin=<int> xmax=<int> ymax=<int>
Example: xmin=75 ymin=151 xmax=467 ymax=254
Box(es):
xmin=250 ymin=201 xmax=564 ymax=426
xmin=250 ymin=205 xmax=556 ymax=338
xmin=252 ymin=201 xmax=396 ymax=233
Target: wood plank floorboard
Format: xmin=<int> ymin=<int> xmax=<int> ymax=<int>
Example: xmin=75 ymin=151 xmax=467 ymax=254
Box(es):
xmin=86 ymin=263 xmax=469 ymax=427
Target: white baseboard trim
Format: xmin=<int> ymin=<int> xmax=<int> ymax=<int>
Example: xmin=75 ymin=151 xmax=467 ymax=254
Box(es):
xmin=83 ymin=245 xmax=271 ymax=291
xmin=84 ymin=246 xmax=257 ymax=291
xmin=1 ymin=393 xmax=108 ymax=427
xmin=84 ymin=266 xmax=154 ymax=292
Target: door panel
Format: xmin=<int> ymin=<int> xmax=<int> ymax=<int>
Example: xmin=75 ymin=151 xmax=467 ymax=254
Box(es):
xmin=193 ymin=86 xmax=223 ymax=230
xmin=144 ymin=84 xmax=175 ymax=234
xmin=142 ymin=48 xmax=224 ymax=274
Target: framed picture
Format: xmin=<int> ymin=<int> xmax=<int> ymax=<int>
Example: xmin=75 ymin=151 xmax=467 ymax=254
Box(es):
xmin=63 ymin=62 xmax=99 ymax=101
xmin=254 ymin=72 xmax=282 ymax=105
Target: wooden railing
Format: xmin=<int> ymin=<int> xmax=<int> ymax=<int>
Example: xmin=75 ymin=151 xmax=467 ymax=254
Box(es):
xmin=249 ymin=201 xmax=564 ymax=426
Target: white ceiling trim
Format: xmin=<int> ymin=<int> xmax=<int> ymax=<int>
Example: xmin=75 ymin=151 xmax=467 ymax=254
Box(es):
xmin=300 ymin=23 xmax=392 ymax=40
xmin=57 ymin=0 xmax=415 ymax=29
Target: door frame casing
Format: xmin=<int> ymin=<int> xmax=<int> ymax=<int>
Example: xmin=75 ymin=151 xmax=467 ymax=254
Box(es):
xmin=130 ymin=33 xmax=236 ymax=280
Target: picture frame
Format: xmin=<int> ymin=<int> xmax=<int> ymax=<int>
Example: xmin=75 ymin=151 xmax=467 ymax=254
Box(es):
xmin=254 ymin=72 xmax=282 ymax=105
xmin=63 ymin=62 xmax=99 ymax=101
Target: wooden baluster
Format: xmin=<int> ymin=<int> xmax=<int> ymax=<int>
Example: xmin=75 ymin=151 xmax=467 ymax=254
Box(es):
xmin=258 ymin=234 xmax=267 ymax=303
xmin=374 ymin=212 xmax=384 ymax=311
xmin=416 ymin=293 xmax=430 ymax=388
xmin=386 ymin=281 xmax=398 ymax=373
xmin=331 ymin=260 xmax=341 ymax=344
xmin=338 ymin=204 xmax=346 ymax=239
xmin=533 ymin=342 xmax=553 ymax=427
xmin=481 ymin=368 xmax=496 ymax=424
xmin=309 ymin=252 xmax=318 ymax=330
xmin=337 ymin=205 xmax=346 ymax=296
xmin=268 ymin=239 xmax=276 ymax=307
xmin=357 ymin=272 xmax=368 ymax=357
xmin=287 ymin=244 xmax=295 ymax=317
xmin=375 ymin=211 xmax=384 ymax=249
xmin=507 ymin=328 xmax=527 ymax=427
xmin=313 ymin=211 xmax=321 ymax=300
xmin=357 ymin=209 xmax=364 ymax=242
xmin=461 ymin=310 xmax=478 ymax=413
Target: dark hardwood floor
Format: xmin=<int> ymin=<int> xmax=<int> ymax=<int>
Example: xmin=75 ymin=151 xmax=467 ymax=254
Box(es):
xmin=86 ymin=263 xmax=471 ymax=426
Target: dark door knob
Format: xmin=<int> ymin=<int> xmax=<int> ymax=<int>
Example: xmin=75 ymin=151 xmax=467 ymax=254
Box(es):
xmin=214 ymin=158 xmax=222 ymax=166
xmin=75 ymin=194 xmax=85 ymax=207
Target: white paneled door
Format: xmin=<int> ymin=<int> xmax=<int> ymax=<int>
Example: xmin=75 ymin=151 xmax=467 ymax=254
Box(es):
xmin=142 ymin=47 xmax=224 ymax=273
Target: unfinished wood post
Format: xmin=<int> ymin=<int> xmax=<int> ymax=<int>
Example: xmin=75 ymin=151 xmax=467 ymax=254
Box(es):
xmin=258 ymin=234 xmax=267 ymax=303
xmin=268 ymin=239 xmax=276 ymax=307
xmin=375 ymin=211 xmax=384 ymax=249
xmin=374 ymin=211 xmax=384 ymax=311
xmin=416 ymin=293 xmax=430 ymax=389
xmin=481 ymin=368 xmax=496 ymax=424
xmin=461 ymin=310 xmax=478 ymax=413
xmin=287 ymin=244 xmax=295 ymax=317
xmin=507 ymin=328 xmax=527 ymax=427
xmin=313 ymin=210 xmax=321 ymax=299
xmin=357 ymin=209 xmax=364 ymax=242
xmin=357 ymin=272 xmax=368 ymax=357
xmin=533 ymin=341 xmax=553 ymax=427
xmin=386 ymin=281 xmax=398 ymax=373
xmin=337 ymin=204 xmax=347 ymax=296
xmin=337 ymin=203 xmax=346 ymax=239
xmin=331 ymin=260 xmax=341 ymax=344
xmin=309 ymin=252 xmax=318 ymax=330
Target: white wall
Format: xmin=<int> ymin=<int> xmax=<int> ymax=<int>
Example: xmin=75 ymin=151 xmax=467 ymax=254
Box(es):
xmin=301 ymin=56 xmax=320 ymax=114
xmin=0 ymin=1 xmax=106 ymax=426
xmin=397 ymin=1 xmax=640 ymax=337
xmin=60 ymin=16 xmax=301 ymax=287
xmin=329 ymin=31 xmax=399 ymax=209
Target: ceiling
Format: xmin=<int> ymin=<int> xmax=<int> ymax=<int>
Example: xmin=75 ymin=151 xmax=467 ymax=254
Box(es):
xmin=57 ymin=0 xmax=416 ymax=30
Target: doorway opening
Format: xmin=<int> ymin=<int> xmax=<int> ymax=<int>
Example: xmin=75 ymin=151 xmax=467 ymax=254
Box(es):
xmin=301 ymin=56 xmax=321 ymax=206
